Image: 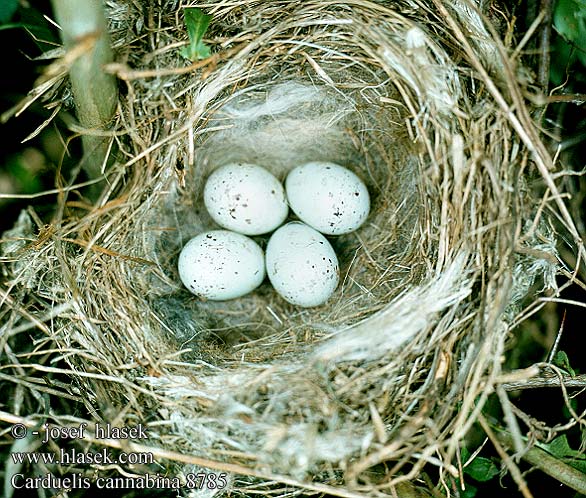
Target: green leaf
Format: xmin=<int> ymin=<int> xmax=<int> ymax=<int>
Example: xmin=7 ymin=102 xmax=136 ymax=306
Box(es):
xmin=179 ymin=7 xmax=212 ymax=61
xmin=2 ymin=7 xmax=60 ymax=52
xmin=455 ymin=479 xmax=478 ymax=498
xmin=553 ymin=350 xmax=576 ymax=376
xmin=554 ymin=0 xmax=586 ymax=67
xmin=461 ymin=446 xmax=471 ymax=461
xmin=464 ymin=456 xmax=500 ymax=482
xmin=554 ymin=0 xmax=586 ymax=40
xmin=550 ymin=35 xmax=575 ymax=85
xmin=461 ymin=482 xmax=478 ymax=498
xmin=548 ymin=434 xmax=576 ymax=458
xmin=540 ymin=435 xmax=586 ymax=473
xmin=0 ymin=0 xmax=18 ymax=24
xmin=6 ymin=157 xmax=42 ymax=194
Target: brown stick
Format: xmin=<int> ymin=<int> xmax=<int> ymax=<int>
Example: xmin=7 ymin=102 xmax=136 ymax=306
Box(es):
xmin=478 ymin=415 xmax=534 ymax=498
xmin=501 ymin=374 xmax=586 ymax=391
xmin=538 ymin=0 xmax=553 ymax=92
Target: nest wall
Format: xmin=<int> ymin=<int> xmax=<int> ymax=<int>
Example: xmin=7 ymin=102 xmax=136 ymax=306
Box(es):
xmin=0 ymin=0 xmax=567 ymax=494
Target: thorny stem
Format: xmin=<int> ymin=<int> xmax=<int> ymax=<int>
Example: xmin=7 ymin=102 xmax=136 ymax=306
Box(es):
xmin=50 ymin=0 xmax=117 ymax=192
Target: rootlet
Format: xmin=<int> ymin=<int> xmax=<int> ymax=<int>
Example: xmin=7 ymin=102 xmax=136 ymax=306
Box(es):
xmin=42 ymin=423 xmax=148 ymax=443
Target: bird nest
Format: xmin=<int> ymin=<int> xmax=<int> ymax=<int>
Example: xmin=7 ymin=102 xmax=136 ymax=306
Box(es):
xmin=1 ymin=0 xmax=579 ymax=496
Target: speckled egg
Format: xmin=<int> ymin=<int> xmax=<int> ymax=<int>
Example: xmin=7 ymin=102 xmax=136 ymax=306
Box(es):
xmin=285 ymin=162 xmax=370 ymax=235
xmin=266 ymin=222 xmax=339 ymax=307
xmin=203 ymin=163 xmax=288 ymax=235
xmin=178 ymin=230 xmax=265 ymax=300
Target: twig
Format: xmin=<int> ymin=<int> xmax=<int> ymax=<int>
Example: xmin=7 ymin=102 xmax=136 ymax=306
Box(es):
xmin=547 ymin=310 xmax=565 ymax=363
xmin=478 ymin=414 xmax=534 ymax=498
xmin=501 ymin=374 xmax=586 ymax=391
xmin=496 ymin=386 xmax=524 ymax=456
xmin=496 ymin=428 xmax=586 ymax=495
xmin=103 ymin=42 xmax=247 ymax=80
xmin=0 ymin=178 xmax=103 ymax=199
xmin=537 ymin=0 xmax=553 ymax=91
xmin=539 ymin=94 xmax=586 ymax=104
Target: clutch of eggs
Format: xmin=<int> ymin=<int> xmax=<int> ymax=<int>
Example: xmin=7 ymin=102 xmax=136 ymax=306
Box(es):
xmin=179 ymin=161 xmax=370 ymax=306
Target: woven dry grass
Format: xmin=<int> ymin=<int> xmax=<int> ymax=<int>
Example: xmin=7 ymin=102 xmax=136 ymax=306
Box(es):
xmin=1 ymin=0 xmax=583 ymax=496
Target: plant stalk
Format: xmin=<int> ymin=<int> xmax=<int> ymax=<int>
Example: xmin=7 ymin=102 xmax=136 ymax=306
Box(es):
xmin=496 ymin=428 xmax=586 ymax=495
xmin=51 ymin=0 xmax=117 ymax=187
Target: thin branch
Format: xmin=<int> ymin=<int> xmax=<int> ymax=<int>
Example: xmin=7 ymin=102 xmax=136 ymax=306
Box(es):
xmin=478 ymin=415 xmax=534 ymax=498
xmin=496 ymin=428 xmax=586 ymax=495
xmin=501 ymin=374 xmax=586 ymax=391
xmin=547 ymin=310 xmax=565 ymax=363
xmin=538 ymin=0 xmax=553 ymax=91
xmin=496 ymin=386 xmax=525 ymax=455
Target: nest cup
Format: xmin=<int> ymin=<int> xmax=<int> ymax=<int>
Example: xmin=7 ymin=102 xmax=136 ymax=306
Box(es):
xmin=1 ymin=0 xmax=565 ymax=494
xmin=155 ymin=79 xmax=419 ymax=344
